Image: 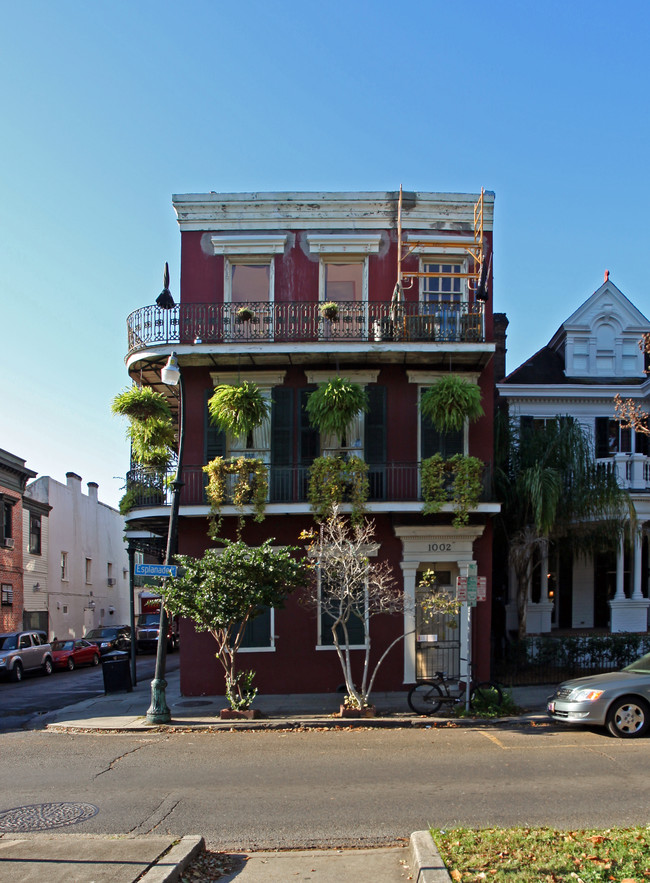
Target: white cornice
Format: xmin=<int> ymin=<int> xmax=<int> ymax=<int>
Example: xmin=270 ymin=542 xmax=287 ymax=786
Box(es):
xmin=305 ymin=369 xmax=380 ymax=384
xmin=306 ymin=234 xmax=381 ymax=255
xmin=172 ymin=191 xmax=494 ymax=232
xmin=210 ymin=234 xmax=287 ymax=255
xmin=209 ymin=370 xmax=287 ymax=387
xmin=498 ymin=382 xmax=650 ymax=402
xmin=407 ymin=370 xmax=480 ymax=384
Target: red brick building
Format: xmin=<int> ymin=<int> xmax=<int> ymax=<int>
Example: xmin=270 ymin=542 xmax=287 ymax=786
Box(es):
xmin=0 ymin=449 xmax=37 ymax=632
xmin=124 ymin=190 xmax=498 ymax=696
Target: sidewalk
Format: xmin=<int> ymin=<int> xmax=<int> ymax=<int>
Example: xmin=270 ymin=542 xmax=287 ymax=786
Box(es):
xmin=42 ymin=668 xmax=551 ymax=732
xmin=0 ymin=677 xmax=551 ymax=882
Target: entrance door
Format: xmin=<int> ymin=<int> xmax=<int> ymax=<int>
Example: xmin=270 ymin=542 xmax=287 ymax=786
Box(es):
xmin=415 ymin=570 xmax=460 ymax=680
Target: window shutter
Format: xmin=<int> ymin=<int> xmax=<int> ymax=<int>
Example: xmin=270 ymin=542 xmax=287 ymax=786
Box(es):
xmin=271 ymin=388 xmax=293 ymax=502
xmin=595 ymin=417 xmax=610 ymax=459
xmin=205 ymin=391 xmax=226 ymax=462
xmin=299 ymin=387 xmax=319 ymax=465
xmin=239 ymin=607 xmax=271 ymax=648
xmin=271 ymin=388 xmax=293 ymax=466
xmin=364 ymin=385 xmax=386 ymax=464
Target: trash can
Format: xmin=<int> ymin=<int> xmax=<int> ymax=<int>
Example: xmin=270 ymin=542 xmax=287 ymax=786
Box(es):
xmin=101 ymin=650 xmax=133 ymax=694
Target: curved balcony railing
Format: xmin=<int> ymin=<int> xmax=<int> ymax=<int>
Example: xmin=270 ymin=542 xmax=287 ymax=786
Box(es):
xmin=126 ymin=301 xmax=485 ymax=355
xmin=125 ymin=461 xmax=493 ymax=511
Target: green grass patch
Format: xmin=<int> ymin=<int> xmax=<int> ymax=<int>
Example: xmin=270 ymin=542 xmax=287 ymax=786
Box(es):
xmin=432 ymin=825 xmax=650 ymax=881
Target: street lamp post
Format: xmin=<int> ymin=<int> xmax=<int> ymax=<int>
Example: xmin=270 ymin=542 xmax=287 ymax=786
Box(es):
xmin=146 ymin=351 xmax=185 ymax=725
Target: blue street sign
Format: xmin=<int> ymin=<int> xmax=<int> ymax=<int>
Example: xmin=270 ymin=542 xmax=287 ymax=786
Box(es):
xmin=134 ymin=564 xmax=177 ymax=578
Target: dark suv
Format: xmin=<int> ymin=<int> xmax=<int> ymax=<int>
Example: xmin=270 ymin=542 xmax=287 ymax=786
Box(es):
xmin=83 ymin=626 xmax=131 ymax=656
xmin=0 ymin=630 xmax=54 ymax=681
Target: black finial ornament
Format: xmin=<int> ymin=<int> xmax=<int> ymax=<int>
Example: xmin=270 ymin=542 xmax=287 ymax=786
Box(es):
xmin=156 ymin=262 xmax=175 ymax=309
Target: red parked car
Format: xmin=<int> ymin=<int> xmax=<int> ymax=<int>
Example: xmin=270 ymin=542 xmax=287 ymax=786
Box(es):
xmin=51 ymin=639 xmax=101 ymax=671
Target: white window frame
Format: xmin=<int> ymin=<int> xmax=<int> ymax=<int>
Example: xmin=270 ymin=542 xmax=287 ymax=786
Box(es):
xmin=61 ymin=551 xmax=68 ymax=582
xmin=305 ymin=370 xmax=378 ymax=458
xmin=237 ymin=607 xmax=276 ymax=654
xmin=212 ymin=235 xmax=287 ymax=342
xmin=419 ymin=256 xmax=468 ymax=304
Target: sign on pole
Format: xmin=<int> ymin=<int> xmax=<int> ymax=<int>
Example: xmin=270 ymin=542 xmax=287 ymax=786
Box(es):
xmin=134 ymin=564 xmax=178 ymax=578
xmin=467 ymin=562 xmax=478 ymax=606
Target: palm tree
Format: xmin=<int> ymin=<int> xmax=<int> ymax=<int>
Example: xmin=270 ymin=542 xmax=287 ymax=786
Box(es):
xmin=494 ymin=415 xmax=629 ymax=639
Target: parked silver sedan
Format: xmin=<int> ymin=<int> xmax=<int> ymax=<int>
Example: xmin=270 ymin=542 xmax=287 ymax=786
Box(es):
xmin=547 ymin=651 xmax=650 ymax=738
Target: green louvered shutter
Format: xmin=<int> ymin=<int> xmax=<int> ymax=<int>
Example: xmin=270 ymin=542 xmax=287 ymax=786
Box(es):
xmin=271 ymin=387 xmax=293 ymax=502
xmin=365 ymin=385 xmax=386 ymax=499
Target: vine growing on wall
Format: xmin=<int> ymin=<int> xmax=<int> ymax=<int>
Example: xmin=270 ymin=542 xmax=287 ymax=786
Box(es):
xmin=421 ymin=454 xmax=484 ymax=528
xmin=308 ymin=455 xmax=369 ymax=525
xmin=203 ymin=456 xmax=268 ymax=534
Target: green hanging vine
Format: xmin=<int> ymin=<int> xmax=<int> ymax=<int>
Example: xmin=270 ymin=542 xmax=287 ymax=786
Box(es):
xmin=203 ymin=456 xmax=268 ymax=531
xmin=421 ymin=454 xmax=484 ymax=528
xmin=308 ymin=455 xmax=369 ymax=525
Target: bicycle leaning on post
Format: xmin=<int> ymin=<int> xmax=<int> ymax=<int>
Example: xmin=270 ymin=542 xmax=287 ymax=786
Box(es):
xmin=407 ymin=669 xmax=503 ymax=715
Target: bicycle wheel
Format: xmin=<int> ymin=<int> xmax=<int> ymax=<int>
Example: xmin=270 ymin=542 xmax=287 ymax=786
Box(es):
xmin=470 ymin=681 xmax=503 ymax=710
xmin=408 ymin=682 xmax=443 ymax=715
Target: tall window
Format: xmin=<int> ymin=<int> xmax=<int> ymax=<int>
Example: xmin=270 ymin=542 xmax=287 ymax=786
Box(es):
xmin=61 ymin=551 xmax=68 ymax=581
xmin=85 ymin=558 xmax=92 ymax=584
xmin=324 ymin=262 xmax=364 ymax=302
xmin=29 ymin=513 xmax=41 ymax=555
xmin=1 ymin=584 xmax=13 ymax=606
xmin=421 ymin=261 xmax=463 ymax=304
xmin=2 ymin=501 xmax=13 ymax=545
xmin=229 ymin=262 xmax=271 ymax=303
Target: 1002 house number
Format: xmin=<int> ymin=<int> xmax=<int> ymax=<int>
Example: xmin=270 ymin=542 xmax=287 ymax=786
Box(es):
xmin=427 ymin=543 xmax=452 ymax=552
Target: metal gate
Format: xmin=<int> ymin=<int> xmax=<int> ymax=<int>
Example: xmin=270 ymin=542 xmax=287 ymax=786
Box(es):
xmin=415 ymin=574 xmax=460 ymax=681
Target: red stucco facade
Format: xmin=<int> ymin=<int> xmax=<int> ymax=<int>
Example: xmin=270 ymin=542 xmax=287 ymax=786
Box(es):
xmin=125 ymin=190 xmax=497 ymax=697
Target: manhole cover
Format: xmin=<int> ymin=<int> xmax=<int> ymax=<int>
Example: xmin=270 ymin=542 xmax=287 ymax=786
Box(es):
xmin=0 ymin=802 xmax=99 ymax=832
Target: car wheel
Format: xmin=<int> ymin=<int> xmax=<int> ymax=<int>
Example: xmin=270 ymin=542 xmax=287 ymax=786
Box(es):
xmin=92 ymin=654 xmax=100 ymax=666
xmin=67 ymin=658 xmax=75 ymax=671
xmin=42 ymin=658 xmax=53 ymax=676
xmin=11 ymin=661 xmax=23 ymax=682
xmin=606 ymin=695 xmax=650 ymax=738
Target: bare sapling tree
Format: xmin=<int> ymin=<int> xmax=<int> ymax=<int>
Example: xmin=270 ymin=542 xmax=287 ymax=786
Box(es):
xmin=301 ymin=508 xmax=408 ymax=710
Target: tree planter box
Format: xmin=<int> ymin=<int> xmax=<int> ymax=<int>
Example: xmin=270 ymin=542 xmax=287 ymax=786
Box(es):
xmin=338 ymin=705 xmax=377 ymax=718
xmin=220 ymin=708 xmax=262 ymax=720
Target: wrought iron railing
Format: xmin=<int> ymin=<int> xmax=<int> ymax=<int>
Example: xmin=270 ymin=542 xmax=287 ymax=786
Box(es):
xmin=126 ymin=301 xmax=485 ymax=354
xmin=125 ymin=461 xmax=493 ymax=510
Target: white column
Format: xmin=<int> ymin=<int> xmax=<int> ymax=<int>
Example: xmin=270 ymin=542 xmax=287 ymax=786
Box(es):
xmin=401 ymin=563 xmax=418 ymax=684
xmin=632 ymin=525 xmax=644 ymax=599
xmin=615 ymin=534 xmax=626 ymax=599
xmin=540 ymin=540 xmax=549 ymax=603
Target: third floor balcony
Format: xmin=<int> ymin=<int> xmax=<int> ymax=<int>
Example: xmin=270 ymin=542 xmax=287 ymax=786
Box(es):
xmin=127 ymin=300 xmax=488 ymax=357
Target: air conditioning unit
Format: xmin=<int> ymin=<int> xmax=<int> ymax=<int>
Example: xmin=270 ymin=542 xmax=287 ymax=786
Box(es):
xmin=107 ymin=578 xmax=116 ymax=586
xmin=3 ymin=538 xmax=14 ymax=550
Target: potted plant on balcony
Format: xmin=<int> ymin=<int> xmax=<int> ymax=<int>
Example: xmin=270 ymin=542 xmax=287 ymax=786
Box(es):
xmin=319 ymin=301 xmax=339 ymax=322
xmin=420 ymin=452 xmax=484 ymax=528
xmin=420 ymin=374 xmax=484 ymax=432
xmin=203 ymin=455 xmax=268 ymax=530
xmin=306 ymin=377 xmax=369 ymax=449
xmin=308 ymin=454 xmax=369 ymax=525
xmin=236 ymin=306 xmax=254 ymax=323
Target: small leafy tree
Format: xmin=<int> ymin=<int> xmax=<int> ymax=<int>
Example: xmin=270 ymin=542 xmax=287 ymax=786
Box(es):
xmin=301 ymin=509 xmax=407 ymax=710
xmin=160 ymin=539 xmax=309 ymax=709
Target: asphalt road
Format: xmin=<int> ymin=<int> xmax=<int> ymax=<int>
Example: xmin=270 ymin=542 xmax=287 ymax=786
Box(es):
xmin=0 ymin=654 xmax=180 ymax=732
xmin=0 ymin=723 xmax=648 ymax=849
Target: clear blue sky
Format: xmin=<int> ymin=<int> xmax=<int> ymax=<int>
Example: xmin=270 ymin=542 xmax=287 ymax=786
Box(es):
xmin=2 ymin=0 xmax=649 ymax=508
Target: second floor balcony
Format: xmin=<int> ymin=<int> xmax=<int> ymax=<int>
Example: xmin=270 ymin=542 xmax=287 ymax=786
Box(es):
xmin=124 ymin=460 xmax=495 ymax=513
xmin=127 ymin=300 xmax=486 ymax=356
xmin=596 ymin=453 xmax=650 ymax=492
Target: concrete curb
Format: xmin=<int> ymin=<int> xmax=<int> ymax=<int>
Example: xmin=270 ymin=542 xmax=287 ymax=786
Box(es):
xmin=410 ymin=831 xmax=451 ymax=882
xmin=140 ymin=835 xmax=205 ymax=883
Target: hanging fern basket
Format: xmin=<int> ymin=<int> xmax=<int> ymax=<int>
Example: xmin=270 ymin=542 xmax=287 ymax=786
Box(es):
xmin=208 ymin=381 xmax=270 ymax=439
xmin=112 ymin=386 xmax=172 ymax=422
xmin=306 ymin=377 xmax=369 ymax=445
xmin=420 ymin=375 xmax=484 ymax=433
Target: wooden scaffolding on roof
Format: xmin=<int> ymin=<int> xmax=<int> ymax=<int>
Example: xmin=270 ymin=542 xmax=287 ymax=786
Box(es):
xmin=396 ymin=185 xmax=488 ymax=298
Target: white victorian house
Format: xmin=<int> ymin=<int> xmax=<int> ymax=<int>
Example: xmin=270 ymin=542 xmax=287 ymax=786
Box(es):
xmin=498 ymin=275 xmax=650 ymax=635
